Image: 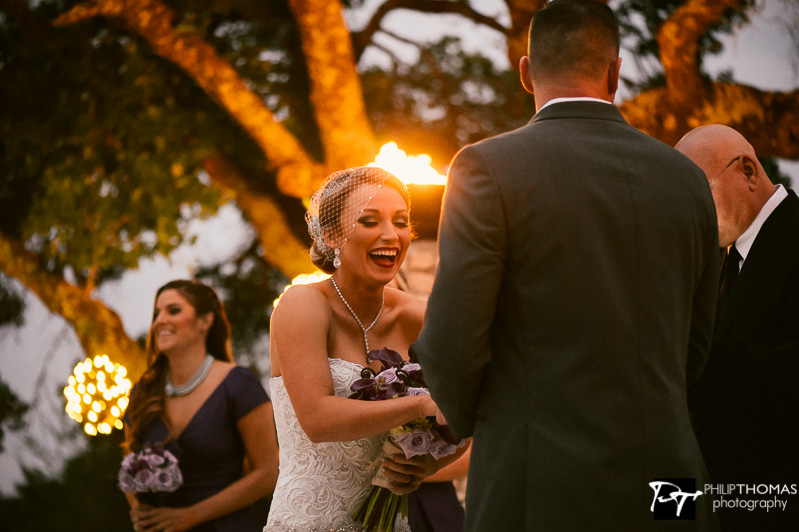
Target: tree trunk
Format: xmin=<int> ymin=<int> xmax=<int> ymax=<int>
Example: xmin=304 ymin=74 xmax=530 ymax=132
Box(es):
xmin=0 ymin=234 xmax=147 ymax=380
xmin=203 ymin=154 xmax=312 ymax=278
xmin=288 ymin=0 xmax=379 ymax=173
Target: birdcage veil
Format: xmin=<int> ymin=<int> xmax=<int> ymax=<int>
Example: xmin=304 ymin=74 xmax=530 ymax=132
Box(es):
xmin=306 ymin=166 xmax=402 ymax=269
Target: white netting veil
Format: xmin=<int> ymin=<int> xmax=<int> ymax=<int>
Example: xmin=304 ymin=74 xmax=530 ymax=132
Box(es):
xmin=306 ymin=166 xmax=405 ymax=271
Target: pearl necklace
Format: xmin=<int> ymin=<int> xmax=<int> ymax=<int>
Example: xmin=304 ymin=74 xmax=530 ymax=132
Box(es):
xmin=330 ymin=277 xmax=384 ymax=361
xmin=165 ymin=354 xmax=214 ymax=397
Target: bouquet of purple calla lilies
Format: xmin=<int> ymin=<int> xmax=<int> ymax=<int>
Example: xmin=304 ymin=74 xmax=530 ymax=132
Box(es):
xmin=350 ymin=347 xmax=464 ymax=532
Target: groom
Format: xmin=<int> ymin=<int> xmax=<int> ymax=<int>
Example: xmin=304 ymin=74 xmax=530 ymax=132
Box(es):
xmin=413 ymin=1 xmax=720 ymax=530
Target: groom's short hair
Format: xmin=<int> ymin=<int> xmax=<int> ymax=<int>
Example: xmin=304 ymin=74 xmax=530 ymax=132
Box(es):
xmin=528 ymin=0 xmax=620 ymax=83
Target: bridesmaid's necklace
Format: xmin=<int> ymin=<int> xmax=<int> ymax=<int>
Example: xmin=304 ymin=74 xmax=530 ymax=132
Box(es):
xmin=165 ymin=354 xmax=214 ymax=397
xmin=331 ymin=277 xmax=384 ymax=361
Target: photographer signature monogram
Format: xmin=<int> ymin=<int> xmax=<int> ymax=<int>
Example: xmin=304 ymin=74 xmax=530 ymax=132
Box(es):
xmin=650 ymin=480 xmax=703 ymax=519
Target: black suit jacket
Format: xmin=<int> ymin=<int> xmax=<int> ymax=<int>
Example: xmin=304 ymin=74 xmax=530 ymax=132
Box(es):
xmin=690 ymin=189 xmax=799 ymax=530
xmin=414 ymin=102 xmax=720 ymax=531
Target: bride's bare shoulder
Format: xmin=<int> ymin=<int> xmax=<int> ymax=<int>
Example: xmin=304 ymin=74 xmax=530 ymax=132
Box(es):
xmin=272 ymin=282 xmax=331 ymax=321
xmin=387 ymin=287 xmax=426 ymax=324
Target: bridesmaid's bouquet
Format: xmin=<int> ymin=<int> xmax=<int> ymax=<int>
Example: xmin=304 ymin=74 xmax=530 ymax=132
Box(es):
xmin=118 ymin=443 xmax=183 ymax=505
xmin=350 ymin=347 xmax=464 ymax=532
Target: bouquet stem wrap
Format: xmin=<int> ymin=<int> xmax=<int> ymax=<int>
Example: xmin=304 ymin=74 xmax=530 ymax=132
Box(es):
xmin=353 ymin=440 xmax=408 ymax=532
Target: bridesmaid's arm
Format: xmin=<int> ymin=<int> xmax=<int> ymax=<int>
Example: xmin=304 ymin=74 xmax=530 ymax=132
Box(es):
xmin=271 ymin=285 xmax=438 ymax=443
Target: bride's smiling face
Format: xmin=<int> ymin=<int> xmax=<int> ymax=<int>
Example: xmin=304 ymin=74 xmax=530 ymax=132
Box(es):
xmin=338 ymin=183 xmax=411 ymax=284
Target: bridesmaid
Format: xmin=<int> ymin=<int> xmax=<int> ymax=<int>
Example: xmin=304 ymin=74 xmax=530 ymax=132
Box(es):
xmin=123 ymin=280 xmax=278 ymax=532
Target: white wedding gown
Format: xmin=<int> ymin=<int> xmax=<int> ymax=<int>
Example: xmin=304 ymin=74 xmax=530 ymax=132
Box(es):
xmin=264 ymin=358 xmax=411 ymax=532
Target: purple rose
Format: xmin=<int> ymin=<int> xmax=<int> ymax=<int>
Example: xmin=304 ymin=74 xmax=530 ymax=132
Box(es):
xmin=121 ymin=452 xmax=137 ymax=469
xmin=394 ymin=428 xmax=433 ymax=458
xmin=375 ymin=368 xmax=399 ymax=390
xmin=429 ymin=439 xmax=459 ymax=460
xmin=145 ymin=453 xmax=166 ymax=467
xmin=155 ymin=467 xmax=182 ymax=492
xmin=155 ymin=470 xmax=172 ymax=489
xmin=134 ymin=469 xmax=154 ymax=492
xmin=402 ymin=363 xmax=421 ymax=373
xmin=169 ymin=467 xmax=183 ymax=489
xmin=405 ymin=387 xmax=429 ymax=396
xmin=400 ymin=362 xmax=424 ymax=385
xmin=118 ymin=470 xmax=136 ymax=492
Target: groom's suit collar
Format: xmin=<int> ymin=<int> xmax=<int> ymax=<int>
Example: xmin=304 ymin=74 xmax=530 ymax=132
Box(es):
xmin=529 ymin=100 xmax=627 ymax=125
xmin=538 ymin=96 xmax=611 ymax=111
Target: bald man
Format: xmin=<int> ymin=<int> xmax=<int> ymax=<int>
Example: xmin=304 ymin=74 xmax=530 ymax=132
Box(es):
xmin=676 ymin=124 xmax=799 ymax=530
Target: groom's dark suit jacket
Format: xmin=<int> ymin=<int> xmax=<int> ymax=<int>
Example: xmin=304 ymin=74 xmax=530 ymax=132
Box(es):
xmin=414 ymin=102 xmax=720 ymax=531
xmin=689 ymin=190 xmax=799 ymax=531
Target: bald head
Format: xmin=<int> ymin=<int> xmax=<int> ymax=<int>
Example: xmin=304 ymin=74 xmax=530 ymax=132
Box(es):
xmin=676 ymin=124 xmax=776 ymax=247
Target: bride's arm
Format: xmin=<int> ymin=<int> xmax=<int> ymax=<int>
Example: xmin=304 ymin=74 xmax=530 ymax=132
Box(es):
xmin=271 ymin=285 xmax=437 ymax=443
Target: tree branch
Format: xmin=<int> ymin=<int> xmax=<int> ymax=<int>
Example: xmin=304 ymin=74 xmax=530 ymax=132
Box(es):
xmin=0 ymin=232 xmax=147 ymax=381
xmin=202 ymin=154 xmax=314 ymax=278
xmin=352 ymin=0 xmax=507 ymax=60
xmin=620 ymin=82 xmax=799 ymax=156
xmin=288 ymin=0 xmax=379 ymax=173
xmin=657 ymin=0 xmax=744 ymax=107
xmin=54 ymin=0 xmax=324 ymax=198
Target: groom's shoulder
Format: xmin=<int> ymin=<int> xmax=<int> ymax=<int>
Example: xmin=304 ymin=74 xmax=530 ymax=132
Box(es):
xmin=460 ymin=120 xmax=540 ymax=157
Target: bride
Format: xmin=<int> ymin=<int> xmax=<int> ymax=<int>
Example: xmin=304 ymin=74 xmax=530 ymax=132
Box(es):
xmin=265 ymin=167 xmax=463 ymax=531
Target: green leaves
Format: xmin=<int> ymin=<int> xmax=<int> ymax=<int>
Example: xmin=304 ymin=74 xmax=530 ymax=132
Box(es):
xmin=2 ymin=2 xmax=229 ymax=281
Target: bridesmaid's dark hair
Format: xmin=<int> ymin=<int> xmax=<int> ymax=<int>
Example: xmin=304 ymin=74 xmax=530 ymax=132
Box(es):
xmin=124 ymin=280 xmax=232 ymax=452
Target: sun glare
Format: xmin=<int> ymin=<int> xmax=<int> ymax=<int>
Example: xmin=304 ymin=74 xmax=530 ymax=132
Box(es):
xmin=368 ymin=142 xmax=446 ymax=186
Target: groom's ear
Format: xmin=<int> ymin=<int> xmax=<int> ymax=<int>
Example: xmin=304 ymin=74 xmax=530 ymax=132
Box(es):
xmin=519 ymin=56 xmax=535 ymax=95
xmin=607 ymin=57 xmax=621 ymax=98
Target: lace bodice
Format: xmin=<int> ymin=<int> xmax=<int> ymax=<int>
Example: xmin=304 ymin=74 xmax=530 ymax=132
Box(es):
xmin=265 ymin=358 xmax=410 ymax=532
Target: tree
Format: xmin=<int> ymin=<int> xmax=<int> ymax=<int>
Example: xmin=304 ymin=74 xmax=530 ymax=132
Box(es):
xmin=0 ymin=379 xmax=29 ymax=453
xmin=1 ymin=0 xmax=797 ymax=384
xmin=0 ymin=429 xmax=133 ymax=531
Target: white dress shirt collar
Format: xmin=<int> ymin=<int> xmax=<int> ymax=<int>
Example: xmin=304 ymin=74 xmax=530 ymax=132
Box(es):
xmin=538 ymin=97 xmax=612 ymax=112
xmin=733 ymin=184 xmax=788 ymax=266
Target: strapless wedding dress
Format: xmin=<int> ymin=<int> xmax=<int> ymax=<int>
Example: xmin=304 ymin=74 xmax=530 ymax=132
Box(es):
xmin=264 ymin=358 xmax=410 ymax=532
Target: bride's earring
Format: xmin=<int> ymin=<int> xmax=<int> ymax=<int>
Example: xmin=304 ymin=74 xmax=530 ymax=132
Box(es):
xmin=333 ymin=248 xmax=341 ymax=269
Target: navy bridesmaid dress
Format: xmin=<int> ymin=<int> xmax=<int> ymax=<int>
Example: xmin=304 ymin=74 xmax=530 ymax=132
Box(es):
xmin=137 ymin=367 xmax=269 ymax=532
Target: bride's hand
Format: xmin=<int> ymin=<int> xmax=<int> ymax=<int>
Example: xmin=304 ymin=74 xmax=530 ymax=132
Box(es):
xmin=419 ymin=395 xmax=449 ymax=427
xmin=434 ymin=405 xmax=448 ymax=427
xmin=420 ymin=394 xmax=439 ymax=418
xmin=380 ymin=452 xmax=437 ymax=495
